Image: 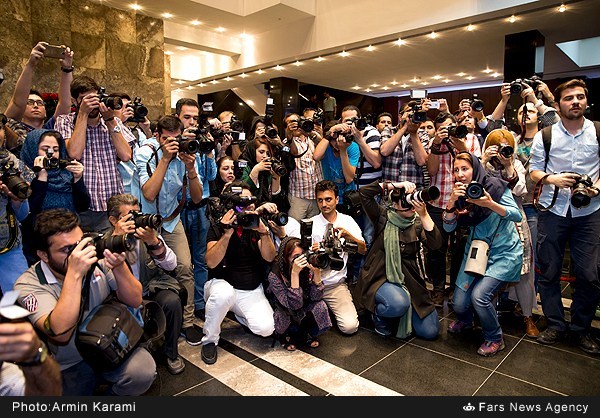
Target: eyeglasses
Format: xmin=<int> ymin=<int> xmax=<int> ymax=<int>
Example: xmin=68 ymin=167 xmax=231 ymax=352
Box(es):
xmin=27 ymin=99 xmax=45 ymax=107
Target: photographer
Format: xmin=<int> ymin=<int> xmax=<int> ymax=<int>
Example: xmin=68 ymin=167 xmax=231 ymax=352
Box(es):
xmin=107 ymin=193 xmax=185 ymax=375
xmin=267 ymin=236 xmax=331 ymax=351
xmin=13 ymin=208 xmax=156 ymax=395
xmin=356 ymin=180 xmax=443 ymax=340
xmin=133 ymin=114 xmax=203 ymax=346
xmin=0 ymin=118 xmax=34 ymax=294
xmin=216 ymin=110 xmax=243 ymax=160
xmin=240 ymin=135 xmax=285 ymax=208
xmin=443 ymin=152 xmax=523 ymax=357
xmin=55 ymin=75 xmax=136 ymax=233
xmin=201 ymin=181 xmax=276 ymax=365
xmin=19 ymin=129 xmax=90 ymax=266
xmin=530 ymin=79 xmax=600 ymax=355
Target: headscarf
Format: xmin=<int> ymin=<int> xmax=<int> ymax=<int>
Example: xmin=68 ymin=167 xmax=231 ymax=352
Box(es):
xmin=20 ymin=129 xmax=75 ymax=211
xmin=271 ymin=236 xmax=313 ymax=290
xmin=454 ymin=151 xmax=507 ymax=226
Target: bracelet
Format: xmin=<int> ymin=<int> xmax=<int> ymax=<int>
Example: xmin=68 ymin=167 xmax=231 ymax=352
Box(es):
xmin=258 ymin=231 xmax=271 ymax=236
xmin=442 ymin=208 xmax=457 ymax=224
xmin=103 ymin=116 xmax=115 ymax=122
xmin=187 ymin=174 xmax=198 ymax=181
xmin=61 ymin=66 xmax=74 ymax=73
xmin=534 ymin=99 xmax=544 ymax=108
xmin=146 ymin=240 xmax=164 ymax=251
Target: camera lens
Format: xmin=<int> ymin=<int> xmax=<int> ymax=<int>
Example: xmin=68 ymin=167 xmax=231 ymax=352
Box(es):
xmin=447 ymin=125 xmax=468 ymax=139
xmin=466 ymin=182 xmax=484 ymax=199
xmin=498 ymin=144 xmax=514 ymax=158
xmin=307 ymin=252 xmax=330 ymax=270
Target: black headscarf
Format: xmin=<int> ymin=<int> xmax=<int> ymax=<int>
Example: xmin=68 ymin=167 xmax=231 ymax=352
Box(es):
xmin=455 ymin=151 xmax=508 ymax=226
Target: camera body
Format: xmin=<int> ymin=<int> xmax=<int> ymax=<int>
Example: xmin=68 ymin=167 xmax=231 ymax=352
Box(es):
xmin=509 ymin=75 xmax=542 ymax=95
xmin=298 ymin=117 xmax=315 ymax=133
xmin=97 ymin=87 xmax=122 ymax=110
xmin=410 ymin=102 xmax=427 ymax=124
xmin=206 ymin=186 xmax=260 ymax=229
xmin=234 ymin=159 xmax=248 ymax=179
xmin=129 ymin=210 xmax=163 ymax=229
xmin=261 ymin=211 xmax=288 ymax=226
xmin=391 ymin=186 xmax=440 ymax=208
xmin=42 ymin=149 xmax=70 ymax=171
xmin=470 ymin=94 xmax=485 ymax=112
xmin=127 ymin=97 xmax=148 ymax=123
xmin=498 ymin=144 xmax=514 ymax=159
xmin=66 ymin=232 xmax=137 ymax=259
xmin=229 ymin=116 xmax=244 ymax=132
xmin=571 ymin=173 xmax=594 ymax=208
xmin=446 ymin=124 xmax=468 ymax=139
xmin=0 ymin=150 xmax=31 ymax=200
xmin=298 ymin=220 xmax=358 ymax=271
xmin=174 ymin=134 xmax=199 ymax=154
xmin=456 ymin=182 xmax=485 ymax=210
xmin=265 ymin=157 xmax=287 ymax=177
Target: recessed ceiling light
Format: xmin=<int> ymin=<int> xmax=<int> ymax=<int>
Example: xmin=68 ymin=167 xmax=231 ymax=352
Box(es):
xmin=395 ymin=38 xmax=405 ymax=46
xmin=224 ymin=77 xmax=232 ymax=81
xmin=176 ymin=46 xmax=187 ymax=51
xmin=382 ymin=86 xmax=389 ymax=91
xmin=482 ymin=68 xmax=493 ymax=74
xmin=492 ymin=72 xmax=501 ymax=77
xmin=443 ymin=79 xmax=451 ymax=83
xmin=351 ymin=86 xmax=360 ymax=90
xmin=274 ymin=65 xmax=284 ymax=71
xmin=210 ymin=80 xmax=219 ymax=84
xmin=239 ymin=73 xmax=248 ymax=78
xmin=186 ymin=86 xmax=194 ymax=90
xmin=400 ymin=84 xmax=408 ymax=88
xmin=467 ymin=24 xmax=475 ymax=31
xmin=191 ymin=20 xmax=202 ymax=26
xmin=456 ymin=72 xmax=466 ymax=77
xmin=390 ymin=81 xmax=398 ymax=86
xmin=315 ymin=57 xmax=325 ymax=62
xmin=432 ymin=75 xmax=442 ymax=80
xmin=558 ymin=4 xmax=567 ymax=13
xmin=175 ymin=80 xmax=185 ymax=84
xmin=508 ymin=15 xmax=517 ymax=23
xmin=466 ymin=76 xmax=475 ymax=80
xmin=174 ymin=88 xmax=182 ymax=92
xmin=256 ymin=69 xmax=265 ymax=74
xmin=371 ymin=83 xmax=379 ymax=87
xmin=429 ymin=32 xmax=437 ymax=39
xmin=197 ymin=83 xmax=205 ymax=87
xmin=247 ymin=100 xmax=255 ymax=106
xmin=239 ymin=102 xmax=243 ymax=106
xmin=366 ymin=45 xmax=375 ymax=52
xmin=339 ymin=51 xmax=350 ymax=57
xmin=130 ymin=4 xmax=142 ymax=11
xmin=421 ymin=81 xmax=430 ymax=85
xmin=411 ymin=77 xmax=419 ymax=83
xmin=162 ymin=12 xmax=173 ymax=19
xmin=293 ymin=61 xmax=302 ymax=66
xmin=216 ymin=27 xmax=226 ymax=32
xmin=365 ymin=88 xmax=372 ymax=92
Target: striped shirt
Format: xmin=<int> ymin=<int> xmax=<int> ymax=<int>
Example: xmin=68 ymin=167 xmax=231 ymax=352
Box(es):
xmin=288 ymin=136 xmax=323 ymax=200
xmin=56 ymin=114 xmax=136 ymax=212
xmin=381 ymin=133 xmax=427 ymax=187
xmin=357 ymin=126 xmax=382 ymax=186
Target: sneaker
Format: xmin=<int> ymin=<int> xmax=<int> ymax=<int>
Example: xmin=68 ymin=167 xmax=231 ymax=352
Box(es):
xmin=432 ymin=291 xmax=445 ymax=307
xmin=575 ymin=333 xmax=600 ymax=355
xmin=201 ymin=342 xmax=217 ymax=365
xmin=477 ymin=340 xmax=505 ymax=356
xmin=537 ymin=328 xmax=566 ymax=345
xmin=372 ymin=313 xmax=392 ymax=336
xmin=447 ymin=320 xmax=473 ymax=334
xmin=166 ymin=355 xmax=185 ymax=375
xmin=181 ymin=325 xmax=203 ymax=346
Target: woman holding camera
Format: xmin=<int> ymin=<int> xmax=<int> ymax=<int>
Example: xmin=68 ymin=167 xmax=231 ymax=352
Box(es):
xmin=20 ymin=129 xmax=90 ymax=265
xmin=240 ymin=135 xmax=285 ymax=208
xmin=209 ymin=155 xmax=237 ymax=197
xmin=356 ymin=180 xmax=443 ymax=340
xmin=267 ymin=236 xmax=331 ymax=350
xmin=481 ymin=129 xmax=539 ymax=338
xmin=443 ymin=151 xmax=523 ymax=356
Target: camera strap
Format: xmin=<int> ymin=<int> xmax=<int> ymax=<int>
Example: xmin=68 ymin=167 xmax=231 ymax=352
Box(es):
xmin=532 ymin=174 xmax=559 ymax=212
xmin=0 ymin=203 xmax=18 ymax=254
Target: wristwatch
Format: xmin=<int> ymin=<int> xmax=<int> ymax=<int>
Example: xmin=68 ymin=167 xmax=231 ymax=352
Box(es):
xmin=16 ymin=342 xmax=49 ymax=367
xmin=146 ymin=240 xmax=164 ymax=251
xmin=112 ymin=125 xmax=122 ymax=134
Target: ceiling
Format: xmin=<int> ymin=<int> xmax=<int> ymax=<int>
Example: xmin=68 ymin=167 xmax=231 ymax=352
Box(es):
xmin=97 ymin=0 xmax=600 ymax=99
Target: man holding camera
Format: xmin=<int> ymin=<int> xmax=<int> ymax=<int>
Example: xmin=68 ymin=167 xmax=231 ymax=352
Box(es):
xmin=134 ymin=114 xmax=203 ymax=346
xmin=530 ymin=79 xmax=600 ymax=355
xmin=55 ymin=75 xmax=136 ymax=233
xmin=13 ymin=208 xmax=156 ymax=395
xmin=107 ymin=193 xmax=186 ymax=375
xmin=202 ymin=181 xmax=277 ymax=364
xmin=307 ymin=180 xmax=366 ymax=335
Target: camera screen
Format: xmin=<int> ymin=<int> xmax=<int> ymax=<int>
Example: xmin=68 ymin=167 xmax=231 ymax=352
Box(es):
xmin=410 ymin=89 xmax=427 ymax=99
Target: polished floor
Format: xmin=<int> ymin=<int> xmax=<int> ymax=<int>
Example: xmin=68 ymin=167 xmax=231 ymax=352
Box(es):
xmin=144 ymin=281 xmax=600 ymax=397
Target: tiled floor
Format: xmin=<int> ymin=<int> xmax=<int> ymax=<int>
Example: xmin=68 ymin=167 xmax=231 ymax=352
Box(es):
xmin=144 ymin=283 xmax=600 ymax=397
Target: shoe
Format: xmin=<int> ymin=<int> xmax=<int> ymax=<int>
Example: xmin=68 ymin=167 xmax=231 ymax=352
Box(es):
xmin=477 ymin=340 xmax=505 ymax=356
xmin=536 ymin=328 xmax=566 ymax=345
xmin=432 ymin=290 xmax=445 ymax=307
xmin=181 ymin=325 xmax=203 ymax=346
xmin=447 ymin=320 xmax=473 ymax=334
xmin=201 ymin=342 xmax=217 ymax=364
xmin=372 ymin=313 xmax=392 ymax=336
xmin=524 ymin=316 xmax=540 ymax=338
xmin=166 ymin=355 xmax=185 ymax=375
xmin=575 ymin=333 xmax=600 ymax=355
xmin=194 ymin=308 xmax=205 ymax=321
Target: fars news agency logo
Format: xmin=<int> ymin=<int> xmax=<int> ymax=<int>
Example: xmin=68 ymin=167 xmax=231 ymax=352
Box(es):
xmin=463 ymin=403 xmax=476 ymax=412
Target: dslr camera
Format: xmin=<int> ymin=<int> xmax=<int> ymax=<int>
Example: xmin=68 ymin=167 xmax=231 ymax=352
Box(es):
xmin=0 ymin=149 xmax=31 ymax=200
xmin=509 ymin=75 xmax=542 ymax=95
xmin=129 ymin=210 xmax=163 ymax=229
xmin=41 ymin=149 xmax=70 ymax=171
xmin=206 ymin=186 xmax=260 ymax=229
xmin=298 ymin=117 xmax=315 ymax=133
xmin=66 ymin=232 xmax=137 ymax=259
xmin=97 ymin=87 xmax=122 ymax=110
xmin=456 ymin=182 xmax=485 ymax=210
xmin=469 ymin=94 xmax=485 ymax=112
xmin=261 ymin=211 xmax=288 ymax=227
xmin=265 ymin=157 xmax=287 ymax=177
xmin=570 ymin=173 xmax=594 ymax=209
xmin=299 ymin=220 xmax=358 ymax=271
xmin=391 ymin=185 xmax=440 ymax=208
xmin=446 ymin=124 xmax=468 ymax=139
xmin=127 ymin=97 xmax=148 ymax=123
xmin=174 ymin=134 xmax=199 ymax=154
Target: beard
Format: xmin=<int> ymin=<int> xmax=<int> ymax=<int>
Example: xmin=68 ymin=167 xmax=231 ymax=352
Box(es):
xmin=89 ymin=108 xmax=100 ymax=119
xmin=46 ymin=253 xmax=69 ymax=277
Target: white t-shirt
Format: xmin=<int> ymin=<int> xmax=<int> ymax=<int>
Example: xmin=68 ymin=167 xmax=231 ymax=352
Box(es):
xmin=308 ymin=212 xmax=364 ymax=286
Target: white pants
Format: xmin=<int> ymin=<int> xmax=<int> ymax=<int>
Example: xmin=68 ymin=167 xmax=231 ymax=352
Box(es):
xmin=201 ymin=279 xmax=275 ymax=345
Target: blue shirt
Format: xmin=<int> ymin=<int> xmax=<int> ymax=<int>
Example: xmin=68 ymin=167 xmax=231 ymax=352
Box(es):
xmin=321 ymin=142 xmax=360 ymax=203
xmin=445 ymin=189 xmax=523 ymax=291
xmin=134 ymin=137 xmax=187 ymax=233
xmin=185 ymin=153 xmax=216 ymax=200
xmin=529 ymin=118 xmax=599 ymax=217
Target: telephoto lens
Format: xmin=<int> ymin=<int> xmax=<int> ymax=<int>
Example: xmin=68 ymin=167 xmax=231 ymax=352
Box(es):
xmin=86 ymin=232 xmax=137 ymax=259
xmin=129 ymin=210 xmax=163 ymax=229
xmin=262 ymin=211 xmax=288 ymax=226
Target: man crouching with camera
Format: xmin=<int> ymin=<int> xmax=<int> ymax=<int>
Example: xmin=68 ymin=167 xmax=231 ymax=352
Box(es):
xmin=201 ymin=180 xmax=276 ymax=365
xmin=530 ymin=79 xmax=600 ymax=355
xmin=13 ymin=208 xmax=156 ymax=395
xmin=107 ymin=193 xmax=186 ymax=375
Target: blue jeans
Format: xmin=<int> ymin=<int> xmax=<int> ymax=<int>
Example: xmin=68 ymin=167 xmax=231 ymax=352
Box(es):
xmin=352 ymin=198 xmax=377 ymax=282
xmin=0 ymin=245 xmax=29 ymax=294
xmin=523 ymin=204 xmax=540 ymax=290
xmin=452 ymin=275 xmax=506 ymax=343
xmin=375 ymin=282 xmax=440 ymax=340
xmin=181 ymin=205 xmax=210 ymax=310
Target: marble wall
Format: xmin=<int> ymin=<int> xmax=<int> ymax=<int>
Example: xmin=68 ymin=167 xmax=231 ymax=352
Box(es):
xmin=0 ymin=0 xmax=169 ymax=120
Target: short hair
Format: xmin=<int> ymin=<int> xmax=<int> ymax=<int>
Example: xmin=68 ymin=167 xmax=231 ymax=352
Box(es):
xmin=484 ymin=128 xmax=516 ymax=150
xmin=70 ymin=75 xmax=99 ymax=99
xmin=553 ymin=79 xmax=588 ymax=102
xmin=341 ymin=105 xmax=361 ymax=117
xmin=377 ymin=112 xmax=393 ymax=123
xmin=175 ymin=98 xmax=199 ymax=116
xmin=218 ymin=110 xmax=234 ymax=122
xmin=33 ymin=209 xmax=80 ymax=252
xmin=315 ymin=179 xmax=338 ymax=197
xmin=107 ymin=193 xmax=139 ymax=220
xmin=434 ymin=111 xmax=456 ymax=127
xmin=156 ymin=115 xmax=184 ymax=134
xmin=29 ymin=89 xmax=43 ymax=99
xmin=108 ymin=92 xmax=132 ymax=101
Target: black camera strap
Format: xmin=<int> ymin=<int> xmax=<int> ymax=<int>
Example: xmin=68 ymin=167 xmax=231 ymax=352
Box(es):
xmin=0 ymin=203 xmax=18 ymax=254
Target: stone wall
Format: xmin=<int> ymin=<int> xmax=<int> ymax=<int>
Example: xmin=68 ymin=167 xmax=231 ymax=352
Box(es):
xmin=0 ymin=0 xmax=169 ymax=120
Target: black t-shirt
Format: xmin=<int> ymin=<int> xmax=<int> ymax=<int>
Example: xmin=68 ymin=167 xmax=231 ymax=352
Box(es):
xmin=206 ymin=221 xmax=267 ymax=291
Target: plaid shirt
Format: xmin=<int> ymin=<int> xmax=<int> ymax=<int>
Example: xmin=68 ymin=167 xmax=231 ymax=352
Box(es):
xmin=56 ymin=113 xmax=135 ymax=212
xmin=288 ymin=136 xmax=323 ymax=200
xmin=381 ymin=133 xmax=427 ymax=187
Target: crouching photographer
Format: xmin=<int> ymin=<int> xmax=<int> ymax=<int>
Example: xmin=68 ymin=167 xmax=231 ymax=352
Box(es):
xmin=266 ymin=236 xmax=332 ymax=351
xmin=107 ymin=193 xmax=187 ymax=375
xmin=200 ymin=181 xmax=276 ymax=365
xmin=443 ymin=152 xmax=523 ymax=357
xmin=13 ymin=208 xmax=156 ymax=395
xmin=355 ymin=180 xmax=443 ymax=340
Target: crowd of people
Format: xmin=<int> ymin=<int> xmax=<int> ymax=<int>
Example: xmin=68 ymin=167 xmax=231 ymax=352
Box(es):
xmin=0 ymin=42 xmax=599 ymax=397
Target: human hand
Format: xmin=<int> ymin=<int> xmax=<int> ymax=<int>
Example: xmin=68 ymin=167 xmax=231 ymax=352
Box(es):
xmin=65 ymin=160 xmax=83 ymax=181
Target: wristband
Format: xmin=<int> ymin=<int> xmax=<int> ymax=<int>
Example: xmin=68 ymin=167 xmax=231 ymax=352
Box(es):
xmin=61 ymin=66 xmax=74 ymax=73
xmin=16 ymin=343 xmax=49 ymax=367
xmin=146 ymin=240 xmax=164 ymax=251
xmin=103 ymin=116 xmax=115 ymax=122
